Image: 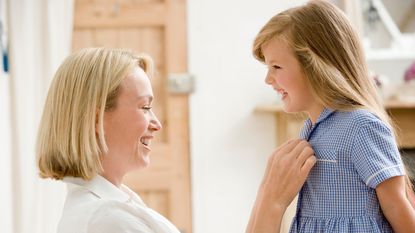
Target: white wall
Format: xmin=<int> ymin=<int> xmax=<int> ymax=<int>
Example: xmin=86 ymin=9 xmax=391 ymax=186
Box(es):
xmin=187 ymin=1 xmax=306 ymax=233
xmin=368 ymin=59 xmax=414 ymax=84
xmin=0 ymin=0 xmax=12 ymax=230
xmin=0 ymin=73 xmax=12 ymax=233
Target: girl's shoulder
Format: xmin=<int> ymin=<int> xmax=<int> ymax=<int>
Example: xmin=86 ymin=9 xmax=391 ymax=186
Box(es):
xmin=336 ymin=108 xmax=385 ymax=128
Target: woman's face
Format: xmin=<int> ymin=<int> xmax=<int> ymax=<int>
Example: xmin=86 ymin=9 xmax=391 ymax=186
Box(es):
xmin=261 ymin=38 xmax=322 ymax=121
xmin=102 ymin=66 xmax=162 ymax=177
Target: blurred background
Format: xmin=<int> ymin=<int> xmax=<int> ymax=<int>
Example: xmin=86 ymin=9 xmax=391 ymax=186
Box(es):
xmin=0 ymin=0 xmax=414 ymax=233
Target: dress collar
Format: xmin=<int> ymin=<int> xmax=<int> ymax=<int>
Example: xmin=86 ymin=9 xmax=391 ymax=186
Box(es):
xmin=301 ymin=108 xmax=335 ymax=140
xmin=304 ymin=107 xmax=335 ymax=128
xmin=316 ymin=107 xmax=335 ymax=124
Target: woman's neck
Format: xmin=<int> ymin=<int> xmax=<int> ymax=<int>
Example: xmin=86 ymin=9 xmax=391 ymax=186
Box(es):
xmin=100 ymin=172 xmax=124 ymax=188
xmin=99 ymin=160 xmax=125 ymax=188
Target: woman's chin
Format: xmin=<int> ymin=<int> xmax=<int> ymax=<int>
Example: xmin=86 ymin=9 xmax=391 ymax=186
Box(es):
xmin=140 ymin=153 xmax=151 ymax=167
xmin=129 ymin=151 xmax=151 ymax=170
xmin=142 ymin=159 xmax=150 ymax=168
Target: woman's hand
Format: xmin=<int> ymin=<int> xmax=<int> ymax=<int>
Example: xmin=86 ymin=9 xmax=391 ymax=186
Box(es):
xmin=260 ymin=139 xmax=316 ymax=207
xmin=246 ymin=139 xmax=316 ymax=233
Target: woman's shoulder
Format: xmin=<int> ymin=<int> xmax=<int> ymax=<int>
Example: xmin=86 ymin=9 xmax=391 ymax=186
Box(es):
xmin=87 ymin=200 xmax=153 ymax=232
xmin=58 ymin=195 xmax=111 ymax=233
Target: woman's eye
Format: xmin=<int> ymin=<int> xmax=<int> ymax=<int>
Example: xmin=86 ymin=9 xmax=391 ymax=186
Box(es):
xmin=142 ymin=106 xmax=152 ymax=111
xmin=272 ymin=65 xmax=281 ymax=69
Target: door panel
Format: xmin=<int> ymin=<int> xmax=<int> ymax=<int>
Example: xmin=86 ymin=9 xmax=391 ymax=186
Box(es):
xmin=73 ymin=0 xmax=192 ymax=232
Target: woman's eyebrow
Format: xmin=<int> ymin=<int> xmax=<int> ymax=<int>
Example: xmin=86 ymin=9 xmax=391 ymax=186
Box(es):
xmin=137 ymin=95 xmax=153 ymax=102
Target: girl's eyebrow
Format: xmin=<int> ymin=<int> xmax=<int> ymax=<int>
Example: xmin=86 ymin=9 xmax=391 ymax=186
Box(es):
xmin=265 ymin=58 xmax=281 ymax=65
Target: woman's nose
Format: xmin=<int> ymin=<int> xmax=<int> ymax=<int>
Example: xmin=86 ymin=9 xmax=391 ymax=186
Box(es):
xmin=150 ymin=112 xmax=162 ymax=131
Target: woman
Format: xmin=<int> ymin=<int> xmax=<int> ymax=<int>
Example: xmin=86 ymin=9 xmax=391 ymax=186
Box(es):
xmin=36 ymin=47 xmax=315 ymax=233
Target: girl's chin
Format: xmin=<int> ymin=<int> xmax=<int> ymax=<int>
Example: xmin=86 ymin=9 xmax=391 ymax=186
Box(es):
xmin=282 ymin=101 xmax=302 ymax=114
xmin=282 ymin=103 xmax=294 ymax=113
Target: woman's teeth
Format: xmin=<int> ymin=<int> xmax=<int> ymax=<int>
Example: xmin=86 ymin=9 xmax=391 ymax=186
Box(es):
xmin=140 ymin=138 xmax=150 ymax=146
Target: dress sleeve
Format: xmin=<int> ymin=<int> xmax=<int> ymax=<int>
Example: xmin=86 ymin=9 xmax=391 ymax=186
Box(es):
xmin=350 ymin=117 xmax=405 ymax=189
xmin=87 ymin=202 xmax=154 ymax=233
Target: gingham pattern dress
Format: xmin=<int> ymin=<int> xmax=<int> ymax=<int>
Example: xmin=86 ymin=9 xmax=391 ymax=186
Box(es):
xmin=289 ymin=108 xmax=405 ymax=233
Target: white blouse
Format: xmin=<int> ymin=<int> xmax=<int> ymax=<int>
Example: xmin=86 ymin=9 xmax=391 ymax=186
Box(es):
xmin=57 ymin=175 xmax=181 ymax=233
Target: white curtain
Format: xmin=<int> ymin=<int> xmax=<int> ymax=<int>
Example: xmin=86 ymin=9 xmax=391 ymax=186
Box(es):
xmin=5 ymin=0 xmax=74 ymax=232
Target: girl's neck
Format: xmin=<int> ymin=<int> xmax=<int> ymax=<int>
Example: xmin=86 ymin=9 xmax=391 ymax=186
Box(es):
xmin=307 ymin=104 xmax=325 ymax=125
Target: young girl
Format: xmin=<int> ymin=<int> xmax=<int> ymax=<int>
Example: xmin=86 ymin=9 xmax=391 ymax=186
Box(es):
xmin=252 ymin=1 xmax=415 ymax=232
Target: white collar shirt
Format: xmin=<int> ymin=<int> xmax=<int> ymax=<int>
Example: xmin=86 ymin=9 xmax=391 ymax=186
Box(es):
xmin=57 ymin=175 xmax=181 ymax=233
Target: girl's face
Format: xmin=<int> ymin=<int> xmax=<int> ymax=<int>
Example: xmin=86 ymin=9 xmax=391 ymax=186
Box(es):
xmin=261 ymin=38 xmax=322 ymax=122
xmin=102 ymin=66 xmax=162 ymax=178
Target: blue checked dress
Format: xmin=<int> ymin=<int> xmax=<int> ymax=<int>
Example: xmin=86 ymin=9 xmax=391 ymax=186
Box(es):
xmin=289 ymin=108 xmax=405 ymax=233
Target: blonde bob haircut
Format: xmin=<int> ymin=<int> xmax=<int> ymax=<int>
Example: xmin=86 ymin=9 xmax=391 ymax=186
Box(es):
xmin=253 ymin=0 xmax=414 ymax=196
xmin=37 ymin=47 xmax=153 ymax=180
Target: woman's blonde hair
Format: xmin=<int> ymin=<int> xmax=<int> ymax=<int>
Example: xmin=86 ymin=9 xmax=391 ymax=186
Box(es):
xmin=37 ymin=48 xmax=153 ymax=180
xmin=253 ymin=0 xmax=414 ymax=196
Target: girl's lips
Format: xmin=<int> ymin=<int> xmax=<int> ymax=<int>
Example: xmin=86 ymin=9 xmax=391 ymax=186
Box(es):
xmin=280 ymin=92 xmax=288 ymax=100
xmin=274 ymin=87 xmax=288 ymax=100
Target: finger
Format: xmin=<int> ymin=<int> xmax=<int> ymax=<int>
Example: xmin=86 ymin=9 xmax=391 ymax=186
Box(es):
xmin=290 ymin=140 xmax=310 ymax=159
xmin=297 ymin=144 xmax=314 ymax=164
xmin=275 ymin=139 xmax=297 ymax=153
xmin=268 ymin=139 xmax=300 ymax=166
xmin=278 ymin=138 xmax=302 ymax=155
xmin=300 ymin=155 xmax=316 ymax=179
xmin=263 ymin=149 xmax=281 ymax=180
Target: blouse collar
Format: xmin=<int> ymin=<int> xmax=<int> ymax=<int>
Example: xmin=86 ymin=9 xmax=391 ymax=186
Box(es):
xmin=63 ymin=175 xmax=144 ymax=205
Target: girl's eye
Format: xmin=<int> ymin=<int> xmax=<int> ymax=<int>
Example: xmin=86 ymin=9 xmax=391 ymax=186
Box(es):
xmin=272 ymin=65 xmax=281 ymax=69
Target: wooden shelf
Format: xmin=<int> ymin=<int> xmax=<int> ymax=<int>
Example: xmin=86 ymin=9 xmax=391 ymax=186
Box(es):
xmin=255 ymin=101 xmax=415 ymax=148
xmin=255 ymin=100 xmax=415 ymax=113
xmin=384 ymin=100 xmax=415 ymax=109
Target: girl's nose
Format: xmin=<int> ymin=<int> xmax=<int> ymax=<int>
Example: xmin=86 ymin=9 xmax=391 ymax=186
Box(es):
xmin=265 ymin=70 xmax=273 ymax=85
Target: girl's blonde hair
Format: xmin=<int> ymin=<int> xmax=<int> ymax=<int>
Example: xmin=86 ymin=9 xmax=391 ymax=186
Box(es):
xmin=253 ymin=0 xmax=389 ymax=125
xmin=253 ymin=0 xmax=414 ymax=196
xmin=37 ymin=48 xmax=153 ymax=180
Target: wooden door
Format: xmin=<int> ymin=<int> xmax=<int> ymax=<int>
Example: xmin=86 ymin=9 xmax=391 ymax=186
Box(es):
xmin=72 ymin=0 xmax=192 ymax=232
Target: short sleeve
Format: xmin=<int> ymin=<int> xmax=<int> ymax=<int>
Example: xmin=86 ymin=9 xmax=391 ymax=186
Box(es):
xmin=351 ymin=117 xmax=405 ymax=189
xmin=87 ymin=202 xmax=154 ymax=233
